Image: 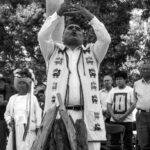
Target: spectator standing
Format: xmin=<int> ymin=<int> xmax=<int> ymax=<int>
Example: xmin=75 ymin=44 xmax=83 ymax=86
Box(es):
xmin=36 ymin=88 xmax=45 ymax=112
xmin=99 ymin=74 xmax=113 ymax=122
xmin=38 ymin=1 xmax=111 ymax=149
xmin=4 ymin=68 xmax=42 ymax=150
xmin=133 ymin=60 xmax=150 ymax=150
xmin=107 ymin=71 xmax=135 ymax=150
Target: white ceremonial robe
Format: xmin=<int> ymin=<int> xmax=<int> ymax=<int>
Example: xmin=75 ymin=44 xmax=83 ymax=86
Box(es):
xmin=4 ymin=94 xmax=42 ymax=150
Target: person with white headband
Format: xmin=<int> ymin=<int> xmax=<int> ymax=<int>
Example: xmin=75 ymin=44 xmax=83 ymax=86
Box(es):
xmin=4 ymin=68 xmax=42 ymax=150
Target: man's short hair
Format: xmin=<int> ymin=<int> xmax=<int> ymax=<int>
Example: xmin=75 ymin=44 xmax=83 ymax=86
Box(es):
xmin=103 ymin=73 xmax=113 ymax=79
xmin=114 ymin=71 xmax=128 ymax=80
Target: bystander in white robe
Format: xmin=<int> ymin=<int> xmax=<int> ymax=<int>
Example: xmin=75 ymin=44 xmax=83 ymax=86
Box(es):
xmin=4 ymin=93 xmax=42 ymax=150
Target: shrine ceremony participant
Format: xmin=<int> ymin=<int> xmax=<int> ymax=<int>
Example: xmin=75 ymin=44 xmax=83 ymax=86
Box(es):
xmin=133 ymin=59 xmax=150 ymax=150
xmin=107 ymin=71 xmax=135 ymax=150
xmin=38 ymin=0 xmax=111 ymax=150
xmin=99 ymin=74 xmax=113 ymax=122
xmin=4 ymin=68 xmax=42 ymax=150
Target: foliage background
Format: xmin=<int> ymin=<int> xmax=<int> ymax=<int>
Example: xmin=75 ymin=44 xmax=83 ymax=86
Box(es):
xmin=0 ymin=0 xmax=150 ymax=87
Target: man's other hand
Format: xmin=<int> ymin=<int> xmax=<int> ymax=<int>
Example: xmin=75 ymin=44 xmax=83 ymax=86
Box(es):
xmin=57 ymin=1 xmax=72 ymax=16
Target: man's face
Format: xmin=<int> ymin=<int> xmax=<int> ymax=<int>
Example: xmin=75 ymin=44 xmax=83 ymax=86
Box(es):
xmin=115 ymin=77 xmax=126 ymax=88
xmin=18 ymin=81 xmax=29 ymax=93
xmin=140 ymin=64 xmax=150 ymax=79
xmin=37 ymin=92 xmax=45 ymax=102
xmin=103 ymin=75 xmax=113 ymax=89
xmin=63 ymin=24 xmax=84 ymax=47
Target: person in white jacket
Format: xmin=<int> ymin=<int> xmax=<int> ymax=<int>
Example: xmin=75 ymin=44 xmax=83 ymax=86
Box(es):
xmin=38 ymin=1 xmax=111 ymax=150
xmin=4 ymin=68 xmax=42 ymax=150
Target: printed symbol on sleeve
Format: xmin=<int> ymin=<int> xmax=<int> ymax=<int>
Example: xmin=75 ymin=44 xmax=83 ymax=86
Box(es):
xmin=86 ymin=57 xmax=94 ymax=65
xmin=51 ymin=96 xmax=56 ymax=103
xmin=89 ymin=68 xmax=96 ymax=78
xmin=113 ymin=93 xmax=127 ymax=114
xmin=92 ymin=95 xmax=98 ymax=104
xmin=54 ymin=57 xmax=63 ymax=65
xmin=91 ymin=81 xmax=97 ymax=90
xmin=94 ymin=112 xmax=100 ymax=119
xmin=94 ymin=123 xmax=101 ymax=131
xmin=52 ymin=82 xmax=57 ymax=90
xmin=53 ymin=69 xmax=61 ymax=78
xmin=83 ymin=48 xmax=90 ymax=54
xmin=58 ymin=49 xmax=65 ymax=54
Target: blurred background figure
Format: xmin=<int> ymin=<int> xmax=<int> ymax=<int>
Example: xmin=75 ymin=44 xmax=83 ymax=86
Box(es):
xmin=99 ymin=74 xmax=113 ymax=123
xmin=0 ymin=73 xmax=15 ymax=150
xmin=35 ymin=86 xmax=45 ymax=111
xmin=133 ymin=59 xmax=150 ymax=150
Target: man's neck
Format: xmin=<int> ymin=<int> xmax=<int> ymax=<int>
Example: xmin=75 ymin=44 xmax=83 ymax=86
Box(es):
xmin=118 ymin=85 xmax=126 ymax=89
xmin=66 ymin=44 xmax=81 ymax=50
xmin=105 ymin=86 xmax=112 ymax=92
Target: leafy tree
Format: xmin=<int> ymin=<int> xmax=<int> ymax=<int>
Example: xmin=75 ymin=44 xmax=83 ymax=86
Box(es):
xmin=120 ymin=8 xmax=150 ymax=85
xmin=0 ymin=0 xmax=148 ymax=85
xmin=0 ymin=1 xmax=46 ymax=83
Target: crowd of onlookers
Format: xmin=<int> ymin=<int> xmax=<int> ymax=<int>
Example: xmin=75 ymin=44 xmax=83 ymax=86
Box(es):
xmin=100 ymin=72 xmax=135 ymax=150
xmin=99 ymin=60 xmax=150 ymax=150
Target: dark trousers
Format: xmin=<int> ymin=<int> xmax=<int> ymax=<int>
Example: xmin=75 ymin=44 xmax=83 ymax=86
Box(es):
xmin=136 ymin=111 xmax=150 ymax=150
xmin=0 ymin=120 xmax=8 ymax=150
xmin=110 ymin=122 xmax=133 ymax=150
xmin=48 ymin=118 xmax=88 ymax=150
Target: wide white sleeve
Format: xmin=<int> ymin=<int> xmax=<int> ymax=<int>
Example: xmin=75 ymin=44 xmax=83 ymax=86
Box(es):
xmin=38 ymin=12 xmax=63 ymax=62
xmin=4 ymin=96 xmax=13 ymax=125
xmin=46 ymin=0 xmax=65 ymax=43
xmin=89 ymin=16 xmax=111 ymax=64
xmin=33 ymin=96 xmax=42 ymax=128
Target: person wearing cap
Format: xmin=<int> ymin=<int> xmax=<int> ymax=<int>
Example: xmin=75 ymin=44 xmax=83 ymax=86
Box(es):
xmin=38 ymin=0 xmax=111 ymax=149
xmin=107 ymin=71 xmax=135 ymax=150
xmin=4 ymin=68 xmax=42 ymax=150
xmin=133 ymin=60 xmax=150 ymax=150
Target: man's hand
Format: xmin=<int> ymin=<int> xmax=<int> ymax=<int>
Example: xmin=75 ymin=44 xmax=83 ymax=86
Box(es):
xmin=103 ymin=110 xmax=110 ymax=119
xmin=70 ymin=4 xmax=94 ymax=21
xmin=57 ymin=1 xmax=72 ymax=16
xmin=57 ymin=2 xmax=94 ymax=21
xmin=112 ymin=114 xmax=123 ymax=122
xmin=113 ymin=114 xmax=126 ymax=122
xmin=8 ymin=118 xmax=15 ymax=131
xmin=117 ymin=114 xmax=126 ymax=122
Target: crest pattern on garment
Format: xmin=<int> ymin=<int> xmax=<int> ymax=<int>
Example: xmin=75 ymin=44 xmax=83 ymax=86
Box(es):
xmin=46 ymin=44 xmax=106 ymax=141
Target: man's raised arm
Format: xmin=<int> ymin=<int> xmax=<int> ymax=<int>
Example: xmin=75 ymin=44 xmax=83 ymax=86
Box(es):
xmin=38 ymin=12 xmax=62 ymax=61
xmin=72 ymin=4 xmax=111 ymax=64
xmin=90 ymin=17 xmax=111 ymax=64
xmin=38 ymin=1 xmax=72 ymax=61
xmin=46 ymin=0 xmax=65 ymax=43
